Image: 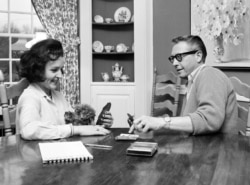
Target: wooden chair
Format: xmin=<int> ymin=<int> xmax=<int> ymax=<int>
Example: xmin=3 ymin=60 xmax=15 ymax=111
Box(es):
xmin=151 ymin=68 xmax=185 ymax=117
xmin=0 ymin=70 xmax=29 ymax=136
xmin=229 ymin=76 xmax=250 ymax=136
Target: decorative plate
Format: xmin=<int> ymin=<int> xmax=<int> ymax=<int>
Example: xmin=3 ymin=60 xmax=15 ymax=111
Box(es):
xmin=93 ymin=41 xmax=104 ymax=53
xmin=114 ymin=7 xmax=131 ymax=22
xmin=94 ymin=15 xmax=104 ymax=23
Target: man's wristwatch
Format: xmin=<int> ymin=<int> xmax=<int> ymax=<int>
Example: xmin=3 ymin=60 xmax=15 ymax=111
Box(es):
xmin=163 ymin=116 xmax=171 ymax=130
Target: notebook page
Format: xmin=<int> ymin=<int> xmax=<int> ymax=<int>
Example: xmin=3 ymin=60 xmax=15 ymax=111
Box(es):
xmin=39 ymin=141 xmax=93 ymax=163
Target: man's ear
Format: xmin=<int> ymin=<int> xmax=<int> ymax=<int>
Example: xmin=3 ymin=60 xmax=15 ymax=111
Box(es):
xmin=195 ymin=51 xmax=203 ymax=63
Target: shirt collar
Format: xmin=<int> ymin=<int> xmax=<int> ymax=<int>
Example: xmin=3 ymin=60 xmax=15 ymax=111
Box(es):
xmin=188 ymin=64 xmax=206 ymax=84
xmin=29 ymin=83 xmax=53 ymax=101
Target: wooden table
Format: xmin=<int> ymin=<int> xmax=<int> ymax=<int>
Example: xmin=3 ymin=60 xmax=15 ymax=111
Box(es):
xmin=0 ymin=128 xmax=250 ymax=185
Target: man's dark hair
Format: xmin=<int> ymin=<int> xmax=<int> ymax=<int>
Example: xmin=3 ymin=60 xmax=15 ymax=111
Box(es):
xmin=172 ymin=35 xmax=207 ymax=62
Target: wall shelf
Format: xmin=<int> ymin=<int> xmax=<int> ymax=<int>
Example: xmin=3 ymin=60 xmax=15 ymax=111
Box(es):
xmin=80 ymin=0 xmax=152 ymax=127
xmin=93 ymin=52 xmax=134 ymax=55
xmin=92 ymin=0 xmax=134 ymax=82
xmin=93 ymin=22 xmax=134 ymax=26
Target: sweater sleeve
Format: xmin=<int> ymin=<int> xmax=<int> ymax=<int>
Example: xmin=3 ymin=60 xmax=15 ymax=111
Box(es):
xmin=188 ymin=69 xmax=229 ymax=135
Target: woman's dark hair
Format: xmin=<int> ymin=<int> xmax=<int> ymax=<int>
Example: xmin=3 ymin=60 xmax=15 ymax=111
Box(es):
xmin=172 ymin=35 xmax=207 ymax=62
xmin=19 ymin=38 xmax=64 ymax=83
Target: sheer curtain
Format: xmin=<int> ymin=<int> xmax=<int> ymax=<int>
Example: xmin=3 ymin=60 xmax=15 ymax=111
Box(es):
xmin=32 ymin=0 xmax=80 ymax=106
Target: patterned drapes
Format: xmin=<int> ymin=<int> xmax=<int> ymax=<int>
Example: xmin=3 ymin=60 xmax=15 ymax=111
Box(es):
xmin=31 ymin=0 xmax=80 ymax=107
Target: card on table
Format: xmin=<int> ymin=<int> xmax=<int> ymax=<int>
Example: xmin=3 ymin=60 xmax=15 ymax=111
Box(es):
xmin=115 ymin=133 xmax=139 ymax=141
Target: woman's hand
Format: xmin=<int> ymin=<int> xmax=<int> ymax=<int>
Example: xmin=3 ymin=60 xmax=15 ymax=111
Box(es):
xmin=99 ymin=111 xmax=113 ymax=128
xmin=73 ymin=125 xmax=110 ymax=136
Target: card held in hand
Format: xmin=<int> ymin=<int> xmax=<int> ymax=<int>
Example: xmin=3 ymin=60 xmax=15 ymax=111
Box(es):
xmin=126 ymin=142 xmax=158 ymax=157
xmin=96 ymin=102 xmax=111 ymax=125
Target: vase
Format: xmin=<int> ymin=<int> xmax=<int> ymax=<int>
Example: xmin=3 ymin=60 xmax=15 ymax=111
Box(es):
xmin=213 ymin=34 xmax=224 ymax=63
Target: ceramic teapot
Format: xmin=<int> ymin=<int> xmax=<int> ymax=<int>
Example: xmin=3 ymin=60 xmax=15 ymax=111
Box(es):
xmin=101 ymin=72 xmax=110 ymax=81
xmin=112 ymin=63 xmax=123 ymax=81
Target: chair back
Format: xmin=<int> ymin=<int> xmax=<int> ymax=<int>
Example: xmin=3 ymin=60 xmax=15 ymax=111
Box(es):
xmin=229 ymin=76 xmax=250 ymax=136
xmin=0 ymin=70 xmax=29 ymax=136
xmin=151 ymin=68 xmax=185 ymax=117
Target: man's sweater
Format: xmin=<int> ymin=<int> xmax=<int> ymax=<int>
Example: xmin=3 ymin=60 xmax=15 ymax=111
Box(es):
xmin=182 ymin=66 xmax=238 ymax=135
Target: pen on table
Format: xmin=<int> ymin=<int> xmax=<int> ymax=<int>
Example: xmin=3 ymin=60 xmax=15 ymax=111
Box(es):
xmin=85 ymin=143 xmax=113 ymax=149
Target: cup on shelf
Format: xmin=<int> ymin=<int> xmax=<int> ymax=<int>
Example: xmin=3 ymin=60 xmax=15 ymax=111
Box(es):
xmin=120 ymin=74 xmax=130 ymax=82
xmin=101 ymin=72 xmax=110 ymax=82
xmin=104 ymin=45 xmax=114 ymax=53
xmin=105 ymin=18 xmax=113 ymax=23
xmin=94 ymin=15 xmax=104 ymax=23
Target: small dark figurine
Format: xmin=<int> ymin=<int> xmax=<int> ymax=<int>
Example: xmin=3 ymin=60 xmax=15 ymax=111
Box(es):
xmin=64 ymin=104 xmax=96 ymax=125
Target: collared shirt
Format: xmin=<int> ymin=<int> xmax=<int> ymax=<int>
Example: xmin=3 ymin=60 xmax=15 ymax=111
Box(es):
xmin=186 ymin=64 xmax=206 ymax=100
xmin=16 ymin=83 xmax=73 ymax=140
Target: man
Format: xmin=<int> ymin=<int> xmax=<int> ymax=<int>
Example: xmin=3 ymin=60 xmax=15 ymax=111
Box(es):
xmin=129 ymin=35 xmax=238 ymax=135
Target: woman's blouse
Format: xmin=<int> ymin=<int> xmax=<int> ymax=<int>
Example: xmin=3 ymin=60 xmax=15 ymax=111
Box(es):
xmin=16 ymin=83 xmax=73 ymax=140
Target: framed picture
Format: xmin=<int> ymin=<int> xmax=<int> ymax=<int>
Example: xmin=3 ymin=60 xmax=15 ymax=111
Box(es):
xmin=191 ymin=0 xmax=250 ymax=69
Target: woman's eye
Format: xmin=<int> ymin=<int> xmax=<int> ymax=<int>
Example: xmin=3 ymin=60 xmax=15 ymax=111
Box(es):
xmin=51 ymin=69 xmax=58 ymax=72
xmin=51 ymin=68 xmax=61 ymax=73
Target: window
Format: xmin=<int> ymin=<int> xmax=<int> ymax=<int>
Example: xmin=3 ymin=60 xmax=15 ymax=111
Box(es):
xmin=0 ymin=0 xmax=44 ymax=84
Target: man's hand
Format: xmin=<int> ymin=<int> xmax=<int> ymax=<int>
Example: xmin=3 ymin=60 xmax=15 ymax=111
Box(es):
xmin=129 ymin=115 xmax=166 ymax=133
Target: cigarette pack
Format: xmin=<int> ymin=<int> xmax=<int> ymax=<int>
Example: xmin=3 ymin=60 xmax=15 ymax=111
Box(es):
xmin=126 ymin=142 xmax=158 ymax=157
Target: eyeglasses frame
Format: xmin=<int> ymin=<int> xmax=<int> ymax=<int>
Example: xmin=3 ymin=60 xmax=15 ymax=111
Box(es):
xmin=168 ymin=50 xmax=199 ymax=63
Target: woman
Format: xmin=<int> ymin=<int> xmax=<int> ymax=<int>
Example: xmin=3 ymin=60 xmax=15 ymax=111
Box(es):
xmin=16 ymin=38 xmax=112 ymax=140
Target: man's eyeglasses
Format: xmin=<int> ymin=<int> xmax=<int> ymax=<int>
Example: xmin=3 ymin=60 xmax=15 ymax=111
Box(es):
xmin=168 ymin=50 xmax=198 ymax=63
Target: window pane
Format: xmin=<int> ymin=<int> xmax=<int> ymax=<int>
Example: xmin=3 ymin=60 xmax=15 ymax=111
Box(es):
xmin=10 ymin=14 xmax=31 ymax=34
xmin=34 ymin=15 xmax=45 ymax=32
xmin=0 ymin=37 xmax=9 ymax=58
xmin=0 ymin=13 xmax=8 ymax=33
xmin=0 ymin=61 xmax=10 ymax=82
xmin=32 ymin=6 xmax=36 ymax=13
xmin=11 ymin=37 xmax=29 ymax=58
xmin=0 ymin=0 xmax=8 ymax=11
xmin=12 ymin=61 xmax=21 ymax=82
xmin=10 ymin=0 xmax=31 ymax=12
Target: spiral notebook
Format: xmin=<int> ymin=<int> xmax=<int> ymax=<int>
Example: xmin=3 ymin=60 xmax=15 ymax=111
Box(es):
xmin=39 ymin=141 xmax=93 ymax=164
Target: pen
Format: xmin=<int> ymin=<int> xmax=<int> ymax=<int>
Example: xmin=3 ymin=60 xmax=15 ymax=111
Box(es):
xmin=128 ymin=124 xmax=135 ymax=134
xmin=85 ymin=143 xmax=113 ymax=149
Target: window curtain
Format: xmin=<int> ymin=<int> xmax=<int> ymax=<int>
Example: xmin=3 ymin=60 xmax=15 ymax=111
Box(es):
xmin=31 ymin=0 xmax=80 ymax=107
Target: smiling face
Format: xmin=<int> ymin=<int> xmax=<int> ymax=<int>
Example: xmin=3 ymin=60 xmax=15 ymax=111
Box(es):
xmin=171 ymin=41 xmax=202 ymax=78
xmin=37 ymin=56 xmax=65 ymax=95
